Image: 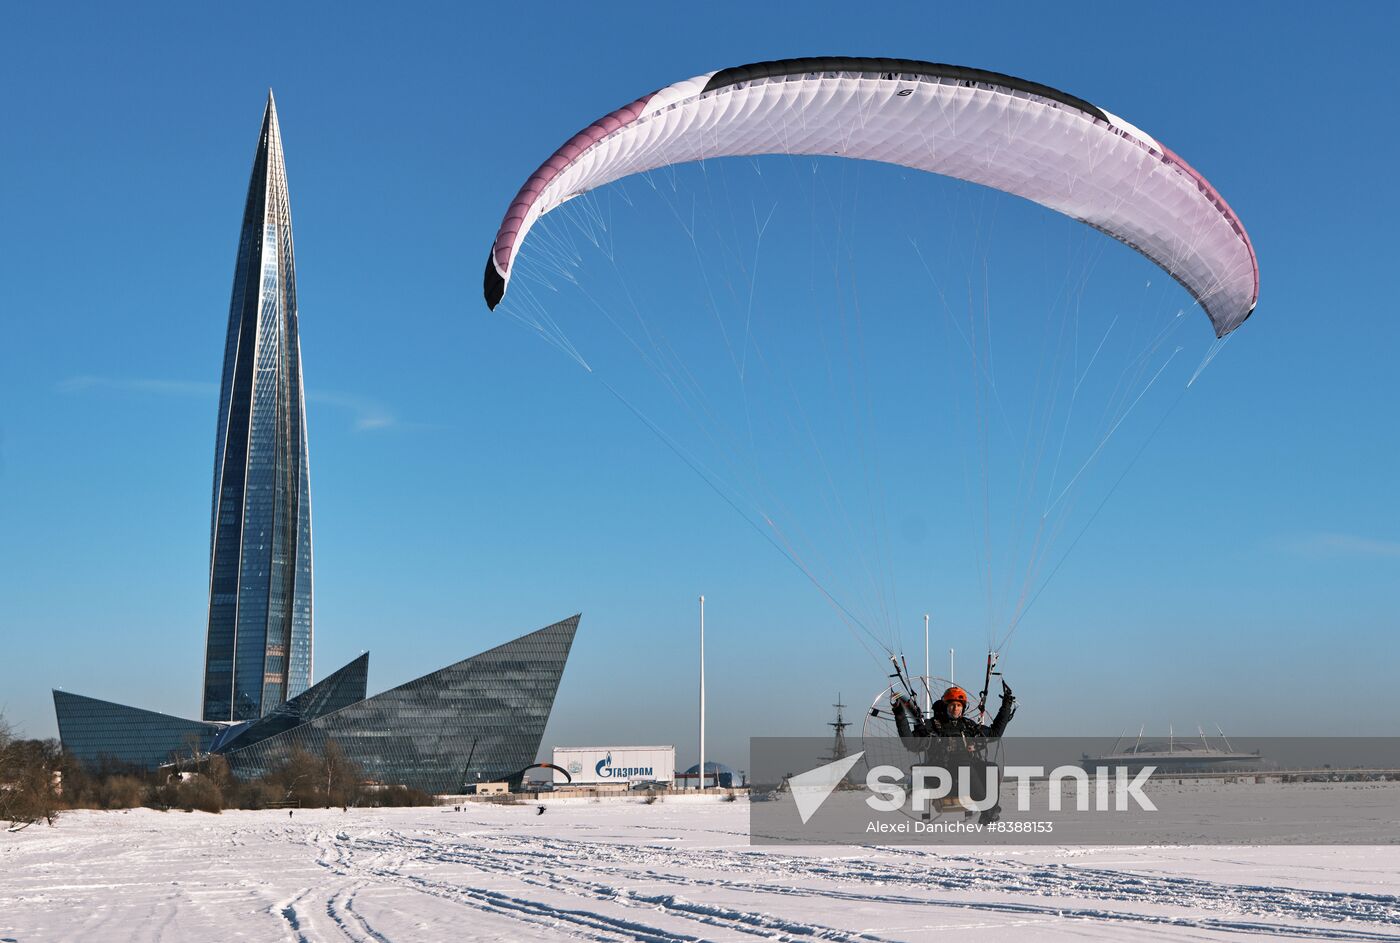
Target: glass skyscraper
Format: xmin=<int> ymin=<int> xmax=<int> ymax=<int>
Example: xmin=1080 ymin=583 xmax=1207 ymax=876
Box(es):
xmin=54 ymin=94 xmax=581 ymax=794
xmin=203 ymin=91 xmax=313 ymax=722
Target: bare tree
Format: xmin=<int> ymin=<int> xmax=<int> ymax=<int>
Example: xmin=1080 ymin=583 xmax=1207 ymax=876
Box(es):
xmin=0 ymin=715 xmax=63 ymax=829
xmin=204 ymin=754 xmax=234 ymax=796
xmin=0 ymin=712 xmax=11 ymax=767
xmin=322 ymin=740 xmax=362 ymax=809
xmin=273 ymin=747 xmax=322 ymax=807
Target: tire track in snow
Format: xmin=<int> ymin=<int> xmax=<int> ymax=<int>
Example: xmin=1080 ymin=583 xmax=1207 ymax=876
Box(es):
xmin=388 ymin=870 xmax=708 ymax=943
xmin=498 ymin=834 xmax=1400 ymax=928
xmin=306 ymin=827 xmax=691 ymax=942
xmin=276 ymin=888 xmax=312 ymax=943
xmin=326 ymin=883 xmax=391 ymax=943
xmin=331 ymin=828 xmax=893 ymax=942
xmin=352 ymin=829 xmax=1400 ymax=939
xmin=401 ymin=866 xmax=897 ymax=943
xmin=307 ymin=830 xmax=396 ymax=942
xmin=398 ymin=839 xmax=902 ymax=941
xmin=623 ymin=868 xmax=1400 ymax=941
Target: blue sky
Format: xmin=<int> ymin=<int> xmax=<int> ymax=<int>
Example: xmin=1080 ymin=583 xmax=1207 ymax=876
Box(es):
xmin=3 ymin=2 xmax=1397 ymax=763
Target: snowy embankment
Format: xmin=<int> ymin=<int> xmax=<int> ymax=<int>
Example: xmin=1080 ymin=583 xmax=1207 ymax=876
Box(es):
xmin=2 ymin=799 xmax=1398 ymax=942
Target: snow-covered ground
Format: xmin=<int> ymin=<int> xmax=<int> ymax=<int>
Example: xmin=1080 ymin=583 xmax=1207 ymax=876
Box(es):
xmin=2 ymin=799 xmax=1398 ymax=941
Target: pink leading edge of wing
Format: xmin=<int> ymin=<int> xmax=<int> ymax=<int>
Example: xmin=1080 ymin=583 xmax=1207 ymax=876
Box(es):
xmin=1153 ymin=140 xmax=1260 ymax=310
xmin=491 ymin=91 xmax=658 ymax=275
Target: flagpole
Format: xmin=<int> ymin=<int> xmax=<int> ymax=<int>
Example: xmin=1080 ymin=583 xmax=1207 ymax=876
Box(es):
xmin=699 ymin=594 xmax=706 ymax=791
xmin=923 ymin=613 xmax=931 ymax=713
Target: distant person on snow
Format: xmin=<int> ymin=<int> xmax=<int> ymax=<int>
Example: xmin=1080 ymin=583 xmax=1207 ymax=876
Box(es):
xmin=890 ymin=681 xmax=1016 ymax=824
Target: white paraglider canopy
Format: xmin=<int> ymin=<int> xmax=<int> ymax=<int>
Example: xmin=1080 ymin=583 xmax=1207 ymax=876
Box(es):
xmin=486 ymin=57 xmax=1258 ymax=336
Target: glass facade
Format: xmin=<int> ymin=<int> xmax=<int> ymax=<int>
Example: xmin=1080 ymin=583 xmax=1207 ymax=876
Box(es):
xmin=223 ymin=616 xmax=579 ymax=793
xmin=55 ymin=618 xmax=579 ymax=793
xmin=210 ymin=652 xmax=368 ymax=754
xmin=53 ymin=691 xmax=223 ymax=771
xmin=204 ymin=92 xmax=313 ymax=722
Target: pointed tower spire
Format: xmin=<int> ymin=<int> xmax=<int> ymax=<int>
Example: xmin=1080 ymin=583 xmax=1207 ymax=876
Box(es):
xmin=202 ymin=94 xmax=313 ymax=722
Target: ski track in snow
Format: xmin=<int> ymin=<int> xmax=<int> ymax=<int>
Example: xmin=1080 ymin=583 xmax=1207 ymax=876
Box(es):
xmin=1 ymin=804 xmax=1398 ymax=942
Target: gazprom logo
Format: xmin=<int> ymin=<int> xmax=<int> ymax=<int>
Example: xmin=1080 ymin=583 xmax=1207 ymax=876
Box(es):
xmin=595 ymin=752 xmax=654 ymax=779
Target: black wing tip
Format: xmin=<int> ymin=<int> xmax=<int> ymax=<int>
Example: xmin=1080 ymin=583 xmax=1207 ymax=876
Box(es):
xmin=1217 ymin=300 xmax=1258 ymax=338
xmin=484 ymin=253 xmax=506 ymax=310
xmin=701 ymin=57 xmax=1107 ymax=122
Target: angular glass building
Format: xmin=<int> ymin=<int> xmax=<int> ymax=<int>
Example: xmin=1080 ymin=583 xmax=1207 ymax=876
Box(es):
xmin=52 ymin=653 xmax=365 ymax=772
xmin=208 ymin=652 xmax=369 ymax=754
xmin=203 ymin=91 xmax=314 ymax=722
xmin=54 ymin=616 xmax=579 ymax=793
xmin=51 ymin=693 xmax=223 ymax=772
xmin=223 ymin=615 xmax=580 ymax=793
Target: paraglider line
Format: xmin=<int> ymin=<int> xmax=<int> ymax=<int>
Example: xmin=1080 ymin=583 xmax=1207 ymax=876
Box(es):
xmin=999 ymin=382 xmax=1189 ymax=651
xmin=595 ymin=377 xmax=890 ymax=663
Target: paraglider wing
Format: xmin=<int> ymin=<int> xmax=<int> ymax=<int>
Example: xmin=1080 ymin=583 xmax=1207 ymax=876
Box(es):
xmin=485 ymin=57 xmax=1258 ymax=336
xmin=513 ymin=762 xmax=572 ymax=784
